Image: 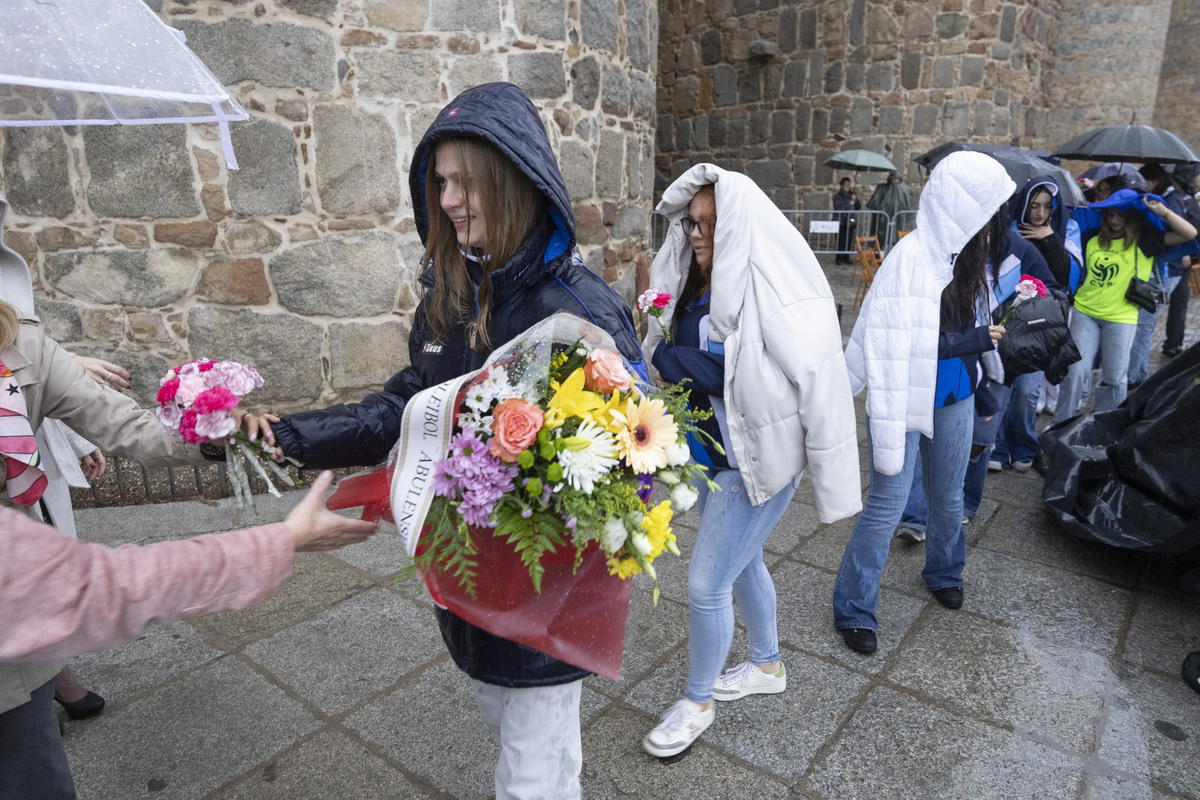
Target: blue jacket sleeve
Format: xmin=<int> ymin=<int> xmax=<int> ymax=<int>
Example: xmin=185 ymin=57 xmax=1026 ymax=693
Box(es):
xmin=652 ymin=341 xmax=725 ymax=396
xmin=938 ymin=325 xmax=993 ymax=360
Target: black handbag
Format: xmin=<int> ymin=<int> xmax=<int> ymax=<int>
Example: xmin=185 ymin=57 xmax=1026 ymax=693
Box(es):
xmin=1125 ymin=252 xmax=1166 ymax=313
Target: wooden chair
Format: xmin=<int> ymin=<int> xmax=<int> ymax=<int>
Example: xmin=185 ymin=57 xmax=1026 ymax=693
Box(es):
xmin=853 ymin=236 xmax=882 ymax=310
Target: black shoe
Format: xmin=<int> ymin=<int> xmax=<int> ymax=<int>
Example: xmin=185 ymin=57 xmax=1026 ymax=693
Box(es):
xmin=1163 ymin=345 xmax=1183 ymax=357
xmin=55 ymin=690 xmax=105 ymax=720
xmin=840 ymin=627 xmax=877 ymax=654
xmin=933 ymin=586 xmax=964 ymax=610
xmin=1184 ymin=652 xmax=1200 ymax=696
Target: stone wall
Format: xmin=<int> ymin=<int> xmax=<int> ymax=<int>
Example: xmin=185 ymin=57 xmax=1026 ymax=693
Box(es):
xmin=1153 ymin=0 xmax=1200 ymax=151
xmin=0 ymin=0 xmax=658 ymax=412
xmin=655 ymin=0 xmax=1063 ymax=210
xmin=1045 ymin=0 xmax=1173 ymax=148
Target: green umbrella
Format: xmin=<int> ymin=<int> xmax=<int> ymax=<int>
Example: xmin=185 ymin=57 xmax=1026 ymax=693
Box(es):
xmin=823 ymin=149 xmax=897 ymax=173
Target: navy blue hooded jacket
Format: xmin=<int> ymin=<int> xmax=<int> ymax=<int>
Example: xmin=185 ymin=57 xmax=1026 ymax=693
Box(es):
xmin=272 ymin=82 xmax=644 ymax=687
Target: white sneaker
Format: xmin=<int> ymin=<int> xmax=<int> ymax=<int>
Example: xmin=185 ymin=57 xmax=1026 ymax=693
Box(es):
xmin=987 ymin=459 xmax=1004 ymax=472
xmin=643 ymin=699 xmax=715 ymax=757
xmin=712 ymin=661 xmax=787 ymax=701
xmin=1012 ymin=460 xmax=1032 ymax=472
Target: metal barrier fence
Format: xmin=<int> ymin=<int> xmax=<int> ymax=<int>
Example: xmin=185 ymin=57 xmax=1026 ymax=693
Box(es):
xmin=651 ymin=208 xmax=918 ymax=257
xmin=885 ymin=210 xmax=919 ymax=250
xmin=779 ymin=210 xmax=893 ymax=258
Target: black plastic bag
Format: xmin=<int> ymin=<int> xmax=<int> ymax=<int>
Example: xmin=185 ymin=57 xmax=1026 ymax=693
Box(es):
xmin=993 ymin=289 xmax=1080 ymax=385
xmin=1038 ymin=342 xmax=1200 ymax=558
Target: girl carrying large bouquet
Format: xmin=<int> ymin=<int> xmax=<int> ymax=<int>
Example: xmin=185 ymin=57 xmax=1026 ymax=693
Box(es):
xmin=241 ymin=83 xmax=643 ymax=799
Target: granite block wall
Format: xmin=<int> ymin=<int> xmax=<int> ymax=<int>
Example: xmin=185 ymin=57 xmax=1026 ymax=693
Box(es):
xmin=655 ymin=0 xmax=1067 ymax=209
xmin=0 ymin=0 xmax=658 ymax=411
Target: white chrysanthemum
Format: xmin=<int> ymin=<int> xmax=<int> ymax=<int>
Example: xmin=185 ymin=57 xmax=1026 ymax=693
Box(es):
xmin=464 ymin=372 xmax=516 ymax=414
xmin=557 ymin=418 xmax=619 ymax=493
xmin=457 ymin=409 xmax=492 ymax=438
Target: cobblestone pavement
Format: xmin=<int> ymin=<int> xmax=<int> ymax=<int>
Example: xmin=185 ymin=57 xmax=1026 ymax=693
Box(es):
xmin=58 ymin=267 xmax=1200 ymax=799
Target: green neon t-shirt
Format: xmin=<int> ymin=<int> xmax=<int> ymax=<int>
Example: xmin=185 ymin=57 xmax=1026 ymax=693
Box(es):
xmin=1075 ymin=227 xmax=1166 ymax=324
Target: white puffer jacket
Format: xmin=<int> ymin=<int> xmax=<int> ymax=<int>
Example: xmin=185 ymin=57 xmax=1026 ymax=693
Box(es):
xmin=844 ymin=152 xmax=1016 ymax=476
xmin=644 ymin=164 xmax=861 ymax=523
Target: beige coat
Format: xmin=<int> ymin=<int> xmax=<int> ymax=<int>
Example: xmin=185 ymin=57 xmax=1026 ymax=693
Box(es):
xmin=0 ymin=316 xmax=208 ymax=714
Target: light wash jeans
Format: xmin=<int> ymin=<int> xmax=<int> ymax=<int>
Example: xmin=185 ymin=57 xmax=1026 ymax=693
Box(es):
xmin=833 ymin=397 xmax=975 ymax=631
xmin=993 ymin=371 xmax=1043 ymax=465
xmin=1128 ymin=272 xmax=1182 ymax=385
xmin=685 ymin=467 xmax=800 ymax=704
xmin=471 ymin=678 xmax=583 ymax=800
xmin=1054 ymin=310 xmax=1138 ymax=424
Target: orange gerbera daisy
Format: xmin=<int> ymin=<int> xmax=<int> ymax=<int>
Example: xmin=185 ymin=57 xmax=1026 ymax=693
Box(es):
xmin=611 ymin=396 xmax=678 ymax=474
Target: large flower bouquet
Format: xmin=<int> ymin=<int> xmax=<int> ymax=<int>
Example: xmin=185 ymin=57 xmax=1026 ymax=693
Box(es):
xmin=156 ymin=359 xmax=298 ymax=515
xmin=327 ymin=313 xmax=718 ymax=678
xmin=419 ymin=320 xmax=712 ymax=605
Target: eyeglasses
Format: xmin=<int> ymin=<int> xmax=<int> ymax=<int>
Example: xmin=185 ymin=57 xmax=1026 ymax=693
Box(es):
xmin=681 ymin=216 xmax=715 ymax=236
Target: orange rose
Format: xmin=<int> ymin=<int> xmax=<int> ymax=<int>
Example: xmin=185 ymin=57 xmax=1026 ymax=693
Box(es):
xmin=583 ymin=348 xmax=633 ymax=394
xmin=489 ymin=398 xmax=545 ymax=462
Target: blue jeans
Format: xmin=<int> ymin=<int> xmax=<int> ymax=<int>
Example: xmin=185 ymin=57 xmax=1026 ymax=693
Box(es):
xmin=833 ymin=397 xmax=974 ymax=631
xmin=685 ymin=467 xmax=800 ymax=704
xmin=962 ymin=381 xmax=1010 ymax=518
xmin=1054 ymin=310 xmax=1138 ymax=424
xmin=993 ymin=371 xmax=1043 ymax=464
xmin=1128 ymin=272 xmax=1182 ymax=384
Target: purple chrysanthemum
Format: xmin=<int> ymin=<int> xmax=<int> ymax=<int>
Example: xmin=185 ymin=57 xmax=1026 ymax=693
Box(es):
xmin=434 ymin=432 xmax=519 ymax=527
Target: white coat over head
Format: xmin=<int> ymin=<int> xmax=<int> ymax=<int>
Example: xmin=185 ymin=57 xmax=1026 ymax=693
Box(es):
xmin=645 ymin=163 xmax=862 ymax=524
xmin=844 ymin=151 xmax=1016 ymax=476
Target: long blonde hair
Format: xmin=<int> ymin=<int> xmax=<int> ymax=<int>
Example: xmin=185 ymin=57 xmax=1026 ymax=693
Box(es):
xmin=0 ymin=299 xmax=19 ymax=350
xmin=423 ymin=137 xmax=545 ymax=350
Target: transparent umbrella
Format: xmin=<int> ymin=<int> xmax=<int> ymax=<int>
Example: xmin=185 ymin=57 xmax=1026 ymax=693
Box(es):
xmin=0 ymin=0 xmax=247 ymax=168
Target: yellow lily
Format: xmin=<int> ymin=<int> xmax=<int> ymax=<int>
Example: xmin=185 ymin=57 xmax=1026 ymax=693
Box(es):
xmin=546 ymin=368 xmax=605 ymax=424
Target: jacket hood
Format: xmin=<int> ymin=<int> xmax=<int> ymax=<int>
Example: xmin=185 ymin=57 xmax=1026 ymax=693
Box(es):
xmin=912 ymin=152 xmax=1015 ymax=273
xmin=408 ymin=82 xmax=574 ymax=258
xmin=653 ymin=163 xmax=829 ymax=341
xmin=0 ymin=193 xmax=35 ymax=316
xmin=1075 ymin=188 xmax=1169 ymax=234
xmin=1010 ymin=174 xmax=1071 ymax=236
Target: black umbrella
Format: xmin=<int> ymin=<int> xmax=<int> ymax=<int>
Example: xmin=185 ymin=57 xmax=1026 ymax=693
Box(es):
xmin=1053 ymin=124 xmax=1200 ymax=165
xmin=914 ymin=143 xmax=1087 ymax=207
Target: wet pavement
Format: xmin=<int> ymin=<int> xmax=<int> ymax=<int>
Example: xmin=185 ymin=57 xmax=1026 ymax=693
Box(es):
xmin=57 ymin=268 xmax=1200 ymax=800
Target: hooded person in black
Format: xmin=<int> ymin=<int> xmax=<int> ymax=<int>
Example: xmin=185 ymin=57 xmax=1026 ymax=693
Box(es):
xmin=242 ymin=83 xmax=645 ymax=799
xmin=1009 ymin=175 xmax=1084 ymax=294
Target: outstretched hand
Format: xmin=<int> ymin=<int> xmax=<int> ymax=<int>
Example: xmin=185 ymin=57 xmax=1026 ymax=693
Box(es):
xmin=75 ymin=356 xmax=131 ymax=392
xmin=285 ymin=471 xmax=378 ymax=552
xmin=237 ymin=410 xmax=285 ymax=462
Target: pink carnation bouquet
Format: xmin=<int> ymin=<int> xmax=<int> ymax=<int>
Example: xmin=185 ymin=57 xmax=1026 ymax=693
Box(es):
xmin=998 ymin=275 xmax=1048 ymax=326
xmin=637 ymin=288 xmax=673 ymax=343
xmin=156 ymin=359 xmax=298 ymax=515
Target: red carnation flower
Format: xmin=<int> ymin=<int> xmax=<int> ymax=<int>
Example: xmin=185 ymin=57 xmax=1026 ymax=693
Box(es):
xmin=157 ymin=378 xmax=180 ymax=405
xmin=192 ymin=387 xmax=238 ymax=414
xmin=180 ymin=410 xmax=202 ymax=444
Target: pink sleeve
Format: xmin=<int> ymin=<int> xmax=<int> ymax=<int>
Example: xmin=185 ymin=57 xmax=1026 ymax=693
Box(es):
xmin=0 ymin=508 xmax=295 ymax=662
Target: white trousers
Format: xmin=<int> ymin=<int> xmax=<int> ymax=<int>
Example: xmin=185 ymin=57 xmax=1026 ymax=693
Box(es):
xmin=470 ymin=678 xmax=583 ymax=800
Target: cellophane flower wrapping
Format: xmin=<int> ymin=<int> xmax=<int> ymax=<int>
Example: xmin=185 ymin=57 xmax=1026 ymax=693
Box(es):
xmin=330 ymin=313 xmax=713 ymax=679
